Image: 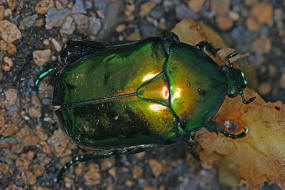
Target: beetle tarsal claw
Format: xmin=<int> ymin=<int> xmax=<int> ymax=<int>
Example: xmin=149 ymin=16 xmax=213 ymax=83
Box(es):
xmin=240 ymin=92 xmax=256 ymax=104
xmin=217 ymin=48 xmax=250 ymax=65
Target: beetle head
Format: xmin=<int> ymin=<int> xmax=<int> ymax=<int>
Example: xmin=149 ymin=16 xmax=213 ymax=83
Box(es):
xmin=222 ymin=66 xmax=255 ymax=104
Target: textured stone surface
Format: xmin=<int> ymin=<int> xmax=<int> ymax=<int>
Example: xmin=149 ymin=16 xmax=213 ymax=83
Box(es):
xmin=33 ymin=49 xmax=52 ymax=66
xmin=0 ymin=0 xmax=283 ymax=189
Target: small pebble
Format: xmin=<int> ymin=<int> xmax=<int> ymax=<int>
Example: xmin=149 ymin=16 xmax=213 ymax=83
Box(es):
xmin=126 ymin=180 xmax=133 ymax=187
xmin=216 ymin=16 xmax=233 ymax=31
xmin=228 ymin=11 xmax=240 ymax=21
xmin=34 ymin=125 xmax=48 ymax=141
xmin=188 ymin=0 xmax=205 ymax=13
xmin=72 ymin=14 xmax=88 ymax=34
xmin=60 ymin=16 xmax=75 ymax=35
xmin=20 ymin=14 xmax=38 ymax=29
xmin=259 ymin=82 xmax=271 ymax=95
xmin=33 ymin=164 xmax=44 ymax=177
xmin=251 ymin=36 xmax=271 ymax=53
xmin=133 ymin=165 xmax=143 ymax=179
xmin=28 ymin=95 xmax=42 ymax=118
xmin=51 ymin=38 xmax=62 ymax=52
xmin=16 ymin=125 xmax=31 ymax=140
xmin=2 ymin=122 xmax=18 ymax=137
xmin=88 ymin=16 xmax=101 ymax=36
xmin=35 ymin=0 xmax=54 ymax=14
xmin=22 ymin=135 xmax=40 ymax=147
xmin=49 ymin=129 xmax=69 ymax=156
xmin=251 ymin=2 xmax=273 ymax=25
xmin=140 ymin=2 xmax=156 ymax=17
xmin=33 ymin=49 xmax=51 ymax=66
xmin=134 ymin=151 xmax=145 ymax=159
xmin=125 ymin=3 xmax=135 ymax=21
xmin=35 ymin=18 xmax=44 ymax=27
xmin=149 ymin=159 xmax=163 ymax=177
xmin=66 ymin=2 xmax=73 ymax=9
xmin=116 ymin=24 xmax=126 ymax=33
xmin=55 ymin=0 xmax=63 ymax=10
xmin=101 ymin=158 xmax=115 ymax=170
xmin=40 ymin=141 xmax=51 ymax=154
xmin=149 ymin=5 xmax=164 ymax=19
xmin=7 ymin=0 xmax=18 ymax=10
xmin=246 ymin=17 xmax=260 ymax=31
xmin=0 ymin=5 xmax=4 ymax=20
xmin=126 ymin=33 xmax=141 ymax=41
xmin=71 ymin=0 xmax=86 ymax=14
xmin=0 ymin=20 xmax=22 ymax=43
xmin=84 ymin=163 xmax=101 ymax=185
xmin=96 ymin=10 xmax=105 ymax=19
xmin=5 ymin=88 xmax=17 ymax=106
xmin=45 ymin=7 xmax=70 ymax=29
xmin=175 ymin=4 xmax=197 ymax=20
xmin=16 ymin=151 xmax=34 ymax=171
xmin=210 ymin=0 xmax=230 ymax=16
xmin=64 ymin=177 xmax=73 ymax=188
xmin=23 ymin=171 xmax=36 ymax=185
xmin=75 ymin=163 xmax=83 ymax=176
xmin=4 ymin=9 xmax=12 ymax=18
xmin=15 ymin=154 xmax=30 ymax=171
xmin=43 ymin=39 xmax=50 ymax=46
xmin=108 ymin=168 xmax=116 ymax=178
xmin=0 ymin=162 xmax=9 ymax=175
xmin=2 ymin=56 xmax=14 ymax=71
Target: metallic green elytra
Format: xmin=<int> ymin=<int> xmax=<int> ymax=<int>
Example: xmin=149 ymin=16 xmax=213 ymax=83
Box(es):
xmin=37 ymin=33 xmax=255 ymax=181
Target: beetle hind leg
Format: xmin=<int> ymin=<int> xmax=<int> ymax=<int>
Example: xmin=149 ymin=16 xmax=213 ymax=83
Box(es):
xmin=56 ymin=144 xmax=158 ymax=182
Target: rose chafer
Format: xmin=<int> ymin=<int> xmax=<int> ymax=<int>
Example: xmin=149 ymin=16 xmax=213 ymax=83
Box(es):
xmin=36 ymin=32 xmax=255 ymax=180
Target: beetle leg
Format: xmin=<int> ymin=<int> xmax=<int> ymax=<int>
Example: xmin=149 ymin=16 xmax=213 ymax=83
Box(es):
xmin=163 ymin=31 xmax=180 ymax=43
xmin=56 ymin=152 xmax=111 ymax=182
xmin=220 ymin=126 xmax=249 ymax=139
xmin=35 ymin=67 xmax=55 ymax=86
xmin=225 ymin=51 xmax=239 ymax=66
xmin=56 ymin=144 xmax=158 ymax=182
xmin=195 ymin=41 xmax=218 ymax=56
xmin=205 ymin=120 xmax=248 ymax=139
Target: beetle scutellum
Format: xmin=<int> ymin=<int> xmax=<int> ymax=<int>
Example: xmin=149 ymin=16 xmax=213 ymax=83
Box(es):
xmin=36 ymin=32 xmax=255 ymax=181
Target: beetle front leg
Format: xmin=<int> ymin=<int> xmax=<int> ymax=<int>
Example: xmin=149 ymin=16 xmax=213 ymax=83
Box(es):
xmin=195 ymin=41 xmax=218 ymax=56
xmin=163 ymin=31 xmax=180 ymax=43
xmin=204 ymin=120 xmax=248 ymax=139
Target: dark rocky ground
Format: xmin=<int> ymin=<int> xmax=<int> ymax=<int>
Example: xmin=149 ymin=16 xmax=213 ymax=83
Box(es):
xmin=0 ymin=0 xmax=284 ymax=189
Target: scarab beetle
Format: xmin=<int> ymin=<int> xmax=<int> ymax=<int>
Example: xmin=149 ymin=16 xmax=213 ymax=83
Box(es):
xmin=36 ymin=32 xmax=255 ymax=180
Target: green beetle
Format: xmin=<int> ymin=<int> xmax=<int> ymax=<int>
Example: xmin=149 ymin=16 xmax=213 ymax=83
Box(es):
xmin=36 ymin=32 xmax=255 ymax=180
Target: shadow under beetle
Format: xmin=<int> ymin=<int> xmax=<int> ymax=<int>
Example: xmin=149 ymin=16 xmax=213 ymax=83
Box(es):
xmin=36 ymin=32 xmax=255 ymax=181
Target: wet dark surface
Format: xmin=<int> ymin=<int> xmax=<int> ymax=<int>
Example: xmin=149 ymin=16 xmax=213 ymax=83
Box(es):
xmin=0 ymin=0 xmax=284 ymax=189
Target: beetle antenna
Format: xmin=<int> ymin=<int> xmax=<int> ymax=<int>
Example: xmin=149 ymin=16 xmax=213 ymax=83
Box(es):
xmin=240 ymin=91 xmax=256 ymax=104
